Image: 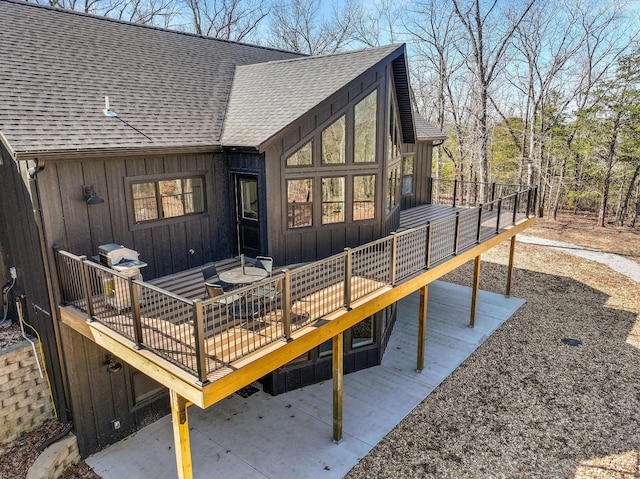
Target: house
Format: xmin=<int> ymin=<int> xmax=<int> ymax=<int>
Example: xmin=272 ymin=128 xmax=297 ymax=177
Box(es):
xmin=0 ymin=0 xmax=535 ymax=475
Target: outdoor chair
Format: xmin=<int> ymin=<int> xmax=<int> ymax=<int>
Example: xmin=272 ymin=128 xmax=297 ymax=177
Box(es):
xmin=255 ymin=256 xmax=273 ymax=277
xmin=202 ymin=264 xmax=232 ymax=291
xmin=252 ymin=277 xmax=282 ymax=313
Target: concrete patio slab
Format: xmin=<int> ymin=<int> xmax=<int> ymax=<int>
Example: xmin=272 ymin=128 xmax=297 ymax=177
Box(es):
xmin=87 ymin=280 xmax=525 ymax=479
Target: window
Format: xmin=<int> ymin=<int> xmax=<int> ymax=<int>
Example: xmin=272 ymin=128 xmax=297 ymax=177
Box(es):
xmin=132 ymin=176 xmax=205 ymax=223
xmin=354 ymin=90 xmax=377 ymax=163
xmin=287 ymin=179 xmax=313 ymax=228
xmin=287 ymin=140 xmax=313 ymax=167
xmin=240 ymin=178 xmax=259 ymax=220
xmin=353 ymin=175 xmax=375 ymax=220
xmin=322 ymin=177 xmax=345 ymax=224
xmin=386 ymin=163 xmax=401 ymax=213
xmin=402 ymin=155 xmax=414 ymax=195
xmin=352 ymin=316 xmax=374 ymax=348
xmin=321 ymin=115 xmax=346 ymax=164
xmin=319 ymin=339 xmax=332 ymax=358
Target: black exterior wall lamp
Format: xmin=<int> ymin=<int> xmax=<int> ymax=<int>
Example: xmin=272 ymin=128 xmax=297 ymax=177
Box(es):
xmin=84 ymin=185 xmax=104 ymax=204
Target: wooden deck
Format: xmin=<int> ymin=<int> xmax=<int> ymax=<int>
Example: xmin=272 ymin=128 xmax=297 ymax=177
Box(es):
xmin=59 ymin=201 xmax=536 ymax=409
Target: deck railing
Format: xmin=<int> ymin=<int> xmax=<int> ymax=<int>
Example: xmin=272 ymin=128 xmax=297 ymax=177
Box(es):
xmin=56 ymin=184 xmax=537 ymax=383
xmin=429 ymin=178 xmax=529 ymax=208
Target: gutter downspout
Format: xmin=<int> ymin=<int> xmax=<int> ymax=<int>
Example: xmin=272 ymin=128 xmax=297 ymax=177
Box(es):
xmin=27 ymin=158 xmax=72 ymax=423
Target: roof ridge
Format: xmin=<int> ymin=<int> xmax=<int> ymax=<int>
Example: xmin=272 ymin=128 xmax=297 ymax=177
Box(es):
xmin=0 ymin=0 xmax=304 ymax=57
xmin=237 ymin=44 xmax=404 ymax=68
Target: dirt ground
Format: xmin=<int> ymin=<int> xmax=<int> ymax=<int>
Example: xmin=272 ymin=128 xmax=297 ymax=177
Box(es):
xmin=346 ymin=214 xmax=640 ymax=478
xmin=1 ymin=211 xmax=638 ymax=478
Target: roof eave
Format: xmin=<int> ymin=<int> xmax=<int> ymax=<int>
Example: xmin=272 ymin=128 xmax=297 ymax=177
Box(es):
xmin=12 ymin=144 xmax=223 ymax=161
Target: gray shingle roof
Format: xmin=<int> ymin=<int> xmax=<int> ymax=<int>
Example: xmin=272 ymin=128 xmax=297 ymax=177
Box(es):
xmin=221 ymin=45 xmax=403 ymax=148
xmin=0 ymin=0 xmax=299 ymax=158
xmin=414 ymin=115 xmax=446 ymax=141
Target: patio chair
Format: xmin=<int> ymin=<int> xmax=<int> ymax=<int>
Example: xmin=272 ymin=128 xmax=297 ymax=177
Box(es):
xmin=255 ymin=256 xmax=273 ymax=277
xmin=252 ymin=277 xmax=282 ymax=313
xmin=202 ymin=264 xmax=232 ymax=291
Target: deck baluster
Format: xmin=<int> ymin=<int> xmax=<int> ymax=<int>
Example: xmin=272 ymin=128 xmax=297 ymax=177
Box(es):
xmin=496 ymin=198 xmax=502 ymax=234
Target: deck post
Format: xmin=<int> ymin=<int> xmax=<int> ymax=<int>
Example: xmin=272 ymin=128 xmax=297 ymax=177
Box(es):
xmin=470 ymin=255 xmax=481 ymax=328
xmin=526 ymin=188 xmax=532 ymax=217
xmin=344 ymin=248 xmax=352 ymax=310
xmin=170 ymin=389 xmax=193 ymax=479
xmin=129 ymin=275 xmax=144 ymax=349
xmin=512 ymin=193 xmax=519 ymax=225
xmin=495 ymin=198 xmax=502 ymax=234
xmin=79 ymin=256 xmax=95 ymax=320
xmin=476 ymin=206 xmax=483 ymax=244
xmin=332 ymin=332 xmax=344 ymax=444
xmin=417 ymin=285 xmax=428 ymax=372
xmin=453 ymin=212 xmax=461 ymax=255
xmin=425 ymin=223 xmax=432 ymax=269
xmin=192 ymin=299 xmax=208 ymax=384
xmin=506 ymin=235 xmax=517 ymax=297
xmin=282 ymin=269 xmax=292 ymax=341
xmin=390 ymin=233 xmax=398 ymax=286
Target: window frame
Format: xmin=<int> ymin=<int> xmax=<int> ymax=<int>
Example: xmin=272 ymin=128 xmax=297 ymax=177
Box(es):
xmin=401 ymin=154 xmax=415 ymax=196
xmin=126 ymin=171 xmax=207 ymax=228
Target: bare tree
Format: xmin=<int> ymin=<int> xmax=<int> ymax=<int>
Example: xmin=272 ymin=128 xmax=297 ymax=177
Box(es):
xmin=266 ymin=0 xmax=363 ymax=55
xmin=181 ymin=0 xmax=270 ymax=41
xmin=36 ymin=0 xmax=180 ymax=26
xmin=406 ymin=0 xmax=473 ymax=189
xmin=451 ymin=0 xmax=536 ymax=199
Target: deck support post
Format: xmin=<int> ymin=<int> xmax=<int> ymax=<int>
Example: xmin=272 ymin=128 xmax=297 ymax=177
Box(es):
xmin=506 ymin=235 xmax=516 ymax=297
xmin=417 ymin=285 xmax=428 ymax=372
xmin=470 ymin=255 xmax=481 ymax=328
xmin=170 ymin=389 xmax=193 ymax=479
xmin=332 ymin=332 xmax=343 ymax=444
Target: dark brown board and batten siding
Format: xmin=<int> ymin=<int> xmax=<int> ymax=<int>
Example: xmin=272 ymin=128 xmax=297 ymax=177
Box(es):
xmin=38 ymin=152 xmax=233 ymax=281
xmin=262 ymin=64 xmax=389 ymax=266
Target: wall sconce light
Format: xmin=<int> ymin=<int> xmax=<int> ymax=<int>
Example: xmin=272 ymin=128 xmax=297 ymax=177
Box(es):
xmin=83 ymin=185 xmax=104 ymax=204
xmin=104 ymin=355 xmax=123 ymax=373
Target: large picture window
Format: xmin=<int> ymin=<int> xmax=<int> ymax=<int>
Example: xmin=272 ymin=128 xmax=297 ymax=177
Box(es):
xmin=287 ymin=179 xmax=313 ymax=228
xmin=354 ymin=90 xmax=377 ymax=163
xmin=132 ymin=176 xmax=205 ymax=223
xmin=322 ymin=177 xmax=345 ymax=224
xmin=353 ymin=175 xmax=376 ymax=220
xmin=321 ymin=115 xmax=346 ymax=164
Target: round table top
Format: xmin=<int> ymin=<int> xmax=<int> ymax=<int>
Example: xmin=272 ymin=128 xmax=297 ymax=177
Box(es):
xmin=218 ymin=266 xmax=268 ymax=285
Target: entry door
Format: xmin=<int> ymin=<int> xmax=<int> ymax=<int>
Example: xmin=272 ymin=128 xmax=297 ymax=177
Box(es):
xmin=234 ymin=174 xmax=262 ymax=257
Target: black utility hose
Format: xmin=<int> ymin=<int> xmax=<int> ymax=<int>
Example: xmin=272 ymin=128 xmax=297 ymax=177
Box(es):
xmin=37 ymin=422 xmax=73 ymax=452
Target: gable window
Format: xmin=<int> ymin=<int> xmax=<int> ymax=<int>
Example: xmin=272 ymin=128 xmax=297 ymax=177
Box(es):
xmin=321 ymin=115 xmax=346 ymax=164
xmin=287 ymin=140 xmax=313 ymax=167
xmin=402 ymin=155 xmax=414 ymax=195
xmin=132 ymin=176 xmax=205 ymax=223
xmin=322 ymin=177 xmax=345 ymax=224
xmin=353 ymin=175 xmax=375 ymax=220
xmin=287 ymin=179 xmax=313 ymax=228
xmin=354 ymin=90 xmax=377 ymax=163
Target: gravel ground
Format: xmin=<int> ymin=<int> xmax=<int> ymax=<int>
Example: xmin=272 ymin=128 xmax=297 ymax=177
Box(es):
xmin=346 ymin=218 xmax=640 ymax=478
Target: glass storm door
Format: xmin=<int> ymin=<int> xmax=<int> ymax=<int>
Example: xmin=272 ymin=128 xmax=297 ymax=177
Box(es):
xmin=234 ymin=175 xmax=261 ymax=257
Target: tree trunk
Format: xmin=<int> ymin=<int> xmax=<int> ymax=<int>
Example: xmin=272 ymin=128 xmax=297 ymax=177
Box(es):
xmin=617 ymin=161 xmax=640 ymax=226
